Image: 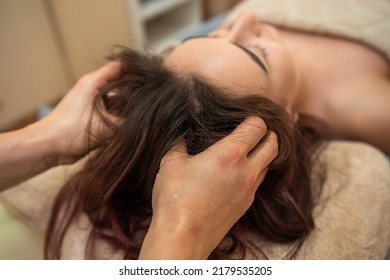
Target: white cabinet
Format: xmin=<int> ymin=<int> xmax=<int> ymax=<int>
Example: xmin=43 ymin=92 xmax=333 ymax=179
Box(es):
xmin=125 ymin=0 xmax=202 ymax=50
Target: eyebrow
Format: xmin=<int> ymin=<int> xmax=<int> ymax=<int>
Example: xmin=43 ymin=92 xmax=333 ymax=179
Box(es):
xmin=182 ymin=35 xmax=269 ymax=74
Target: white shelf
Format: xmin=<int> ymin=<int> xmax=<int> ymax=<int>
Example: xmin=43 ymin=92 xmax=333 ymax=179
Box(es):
xmin=141 ymin=0 xmax=193 ymax=21
xmin=149 ymin=21 xmax=201 ymax=51
xmin=124 ymin=0 xmax=202 ymax=49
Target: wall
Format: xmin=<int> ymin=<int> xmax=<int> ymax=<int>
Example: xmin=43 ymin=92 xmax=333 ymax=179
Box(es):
xmin=0 ymin=0 xmax=227 ymax=130
xmin=47 ymin=0 xmax=136 ymax=80
xmin=203 ymin=0 xmax=242 ymax=18
xmin=0 ymin=0 xmax=137 ymax=130
xmin=0 ymin=0 xmax=67 ymax=130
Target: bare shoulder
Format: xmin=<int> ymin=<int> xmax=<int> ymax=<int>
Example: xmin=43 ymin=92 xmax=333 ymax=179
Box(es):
xmin=328 ymin=75 xmax=390 ymax=153
xmin=286 ymin=30 xmax=390 ymax=152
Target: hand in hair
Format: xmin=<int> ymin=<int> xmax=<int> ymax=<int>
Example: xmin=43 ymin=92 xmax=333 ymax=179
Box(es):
xmin=139 ymin=116 xmax=278 ymax=259
xmin=0 ymin=61 xmax=122 ymax=190
xmin=40 ymin=61 xmax=123 ymax=164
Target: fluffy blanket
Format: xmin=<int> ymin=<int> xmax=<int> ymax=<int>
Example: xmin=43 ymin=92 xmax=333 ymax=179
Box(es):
xmin=222 ymin=0 xmax=390 ymax=61
xmin=1 ymin=141 xmax=389 ymax=259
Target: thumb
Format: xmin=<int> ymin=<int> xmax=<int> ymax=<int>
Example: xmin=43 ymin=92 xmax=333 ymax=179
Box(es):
xmin=160 ymin=138 xmax=189 ymax=166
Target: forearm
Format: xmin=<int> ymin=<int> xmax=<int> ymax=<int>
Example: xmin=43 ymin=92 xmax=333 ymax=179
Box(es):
xmin=0 ymin=62 xmax=122 ymax=192
xmin=139 ymin=219 xmax=209 ymax=260
xmin=0 ymin=121 xmax=59 ymax=191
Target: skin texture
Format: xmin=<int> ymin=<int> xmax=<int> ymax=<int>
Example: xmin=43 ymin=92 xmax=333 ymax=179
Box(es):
xmin=140 ymin=118 xmax=278 ymax=259
xmin=166 ymin=11 xmax=390 ymax=152
xmin=3 ymin=11 xmax=388 ymax=260
xmin=165 ymin=11 xmax=301 ymax=116
xmin=1 ymin=60 xmax=278 ymax=259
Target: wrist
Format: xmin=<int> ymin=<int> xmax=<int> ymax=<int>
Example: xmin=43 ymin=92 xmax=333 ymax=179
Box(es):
xmin=139 ymin=218 xmax=209 ymax=260
xmin=0 ymin=122 xmax=60 ymax=190
xmin=22 ymin=120 xmax=61 ymax=167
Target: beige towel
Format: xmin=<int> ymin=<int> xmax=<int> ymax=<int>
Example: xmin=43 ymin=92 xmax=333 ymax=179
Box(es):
xmin=1 ymin=141 xmax=389 ymax=259
xmin=222 ymin=0 xmax=390 ymax=61
xmin=243 ymin=141 xmax=390 ymax=259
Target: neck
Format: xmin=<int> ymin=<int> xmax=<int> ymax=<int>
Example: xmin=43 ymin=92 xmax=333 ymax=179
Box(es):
xmin=292 ymin=63 xmax=311 ymax=114
xmin=280 ymin=30 xmax=313 ymax=115
xmin=287 ymin=50 xmax=310 ymax=115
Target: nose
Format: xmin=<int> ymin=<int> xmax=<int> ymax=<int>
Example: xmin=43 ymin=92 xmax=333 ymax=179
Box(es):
xmin=227 ymin=11 xmax=259 ymax=43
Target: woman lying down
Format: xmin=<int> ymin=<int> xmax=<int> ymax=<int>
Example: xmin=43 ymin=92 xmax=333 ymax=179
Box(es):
xmin=1 ymin=0 xmax=390 ymax=259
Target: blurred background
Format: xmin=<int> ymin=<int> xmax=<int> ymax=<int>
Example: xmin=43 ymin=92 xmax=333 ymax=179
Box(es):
xmin=0 ymin=0 xmax=241 ymax=132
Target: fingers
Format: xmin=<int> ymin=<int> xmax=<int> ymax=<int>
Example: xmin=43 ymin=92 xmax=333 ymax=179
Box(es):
xmin=210 ymin=116 xmax=267 ymax=155
xmin=210 ymin=116 xmax=277 ymax=193
xmin=253 ymin=167 xmax=268 ymax=193
xmin=249 ymin=131 xmax=278 ymax=188
xmin=91 ymin=60 xmax=123 ymax=87
xmin=76 ymin=61 xmax=123 ymax=94
xmin=160 ymin=139 xmax=189 ymax=166
xmin=248 ymin=131 xmax=278 ymax=167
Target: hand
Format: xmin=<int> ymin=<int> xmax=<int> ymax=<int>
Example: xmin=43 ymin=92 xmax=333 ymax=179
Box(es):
xmin=140 ymin=116 xmax=278 ymax=259
xmin=35 ymin=61 xmax=122 ymax=164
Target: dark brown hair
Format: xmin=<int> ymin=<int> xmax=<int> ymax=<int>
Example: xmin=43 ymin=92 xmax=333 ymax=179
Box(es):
xmin=45 ymin=48 xmax=321 ymax=259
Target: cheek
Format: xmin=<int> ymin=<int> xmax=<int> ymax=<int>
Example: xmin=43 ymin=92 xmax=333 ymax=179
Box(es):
xmin=271 ymin=44 xmax=294 ymax=77
xmin=269 ymin=48 xmax=296 ymax=105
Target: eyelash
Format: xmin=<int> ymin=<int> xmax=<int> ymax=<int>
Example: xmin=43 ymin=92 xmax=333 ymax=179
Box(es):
xmin=251 ymin=44 xmax=269 ymax=60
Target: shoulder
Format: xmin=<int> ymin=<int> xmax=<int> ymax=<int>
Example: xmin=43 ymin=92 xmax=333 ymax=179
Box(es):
xmin=327 ymin=76 xmax=390 ymax=152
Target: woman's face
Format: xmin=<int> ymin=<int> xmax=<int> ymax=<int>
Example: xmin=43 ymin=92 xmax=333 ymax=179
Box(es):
xmin=165 ymin=11 xmax=299 ymax=114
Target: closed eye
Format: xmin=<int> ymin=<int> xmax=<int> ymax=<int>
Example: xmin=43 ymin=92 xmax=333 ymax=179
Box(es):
xmin=235 ymin=44 xmax=269 ymax=74
xmin=181 ymin=35 xmax=269 ymax=75
xmin=250 ymin=44 xmax=270 ymax=65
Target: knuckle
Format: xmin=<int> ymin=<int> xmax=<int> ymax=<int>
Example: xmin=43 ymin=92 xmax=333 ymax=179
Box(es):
xmin=159 ymin=155 xmax=169 ymax=167
xmin=78 ymin=73 xmax=98 ymax=89
xmin=247 ymin=116 xmax=267 ymax=135
xmin=221 ymin=145 xmax=244 ymax=165
xmin=160 ymin=151 xmax=174 ymax=167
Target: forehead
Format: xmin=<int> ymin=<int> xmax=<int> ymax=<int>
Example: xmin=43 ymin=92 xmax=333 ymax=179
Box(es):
xmin=164 ymin=38 xmax=269 ymax=93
